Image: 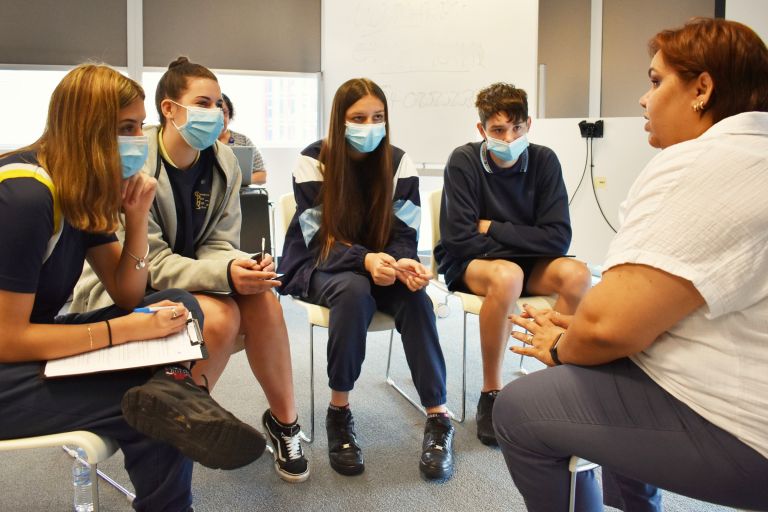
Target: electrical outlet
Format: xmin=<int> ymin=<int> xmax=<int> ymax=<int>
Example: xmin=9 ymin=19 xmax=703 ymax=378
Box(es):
xmin=594 ymin=176 xmax=607 ymax=188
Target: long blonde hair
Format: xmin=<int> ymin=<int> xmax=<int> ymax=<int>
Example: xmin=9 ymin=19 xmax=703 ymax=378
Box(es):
xmin=3 ymin=64 xmax=144 ymax=232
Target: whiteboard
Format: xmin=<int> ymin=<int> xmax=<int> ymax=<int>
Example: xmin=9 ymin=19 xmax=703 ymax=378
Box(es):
xmin=322 ymin=0 xmax=539 ymax=165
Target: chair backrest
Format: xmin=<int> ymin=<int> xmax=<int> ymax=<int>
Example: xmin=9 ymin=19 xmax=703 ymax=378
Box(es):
xmin=428 ymin=188 xmax=443 ymax=276
xmin=278 ymin=193 xmax=297 ymax=238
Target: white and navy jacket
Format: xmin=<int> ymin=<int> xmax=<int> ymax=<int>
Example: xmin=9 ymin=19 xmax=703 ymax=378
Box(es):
xmin=279 ymin=140 xmax=421 ymax=298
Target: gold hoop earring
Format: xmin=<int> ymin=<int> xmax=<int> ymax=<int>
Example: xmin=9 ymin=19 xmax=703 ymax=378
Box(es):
xmin=692 ymin=100 xmax=705 ymax=113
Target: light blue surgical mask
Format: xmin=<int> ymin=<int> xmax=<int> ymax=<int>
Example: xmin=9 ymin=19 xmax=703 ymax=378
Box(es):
xmin=118 ymin=135 xmax=149 ymax=179
xmin=486 ymin=134 xmax=529 ymax=162
xmin=345 ymin=121 xmax=387 ymax=153
xmin=170 ymin=101 xmax=224 ymax=150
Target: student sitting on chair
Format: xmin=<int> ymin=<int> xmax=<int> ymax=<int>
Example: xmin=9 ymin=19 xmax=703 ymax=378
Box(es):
xmin=219 ymin=93 xmax=267 ymax=185
xmin=279 ymin=78 xmax=455 ymax=481
xmin=0 ymin=64 xmax=265 ymax=512
xmin=494 ymin=18 xmax=768 ymax=511
xmin=433 ymin=83 xmax=591 ymax=446
xmin=71 ymin=57 xmax=309 ymax=483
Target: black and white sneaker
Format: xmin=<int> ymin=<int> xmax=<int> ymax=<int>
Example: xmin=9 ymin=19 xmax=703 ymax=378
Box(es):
xmin=262 ymin=410 xmax=309 ymax=483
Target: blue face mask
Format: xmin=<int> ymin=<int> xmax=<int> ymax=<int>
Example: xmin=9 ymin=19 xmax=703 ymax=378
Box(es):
xmin=118 ymin=135 xmax=149 ymax=179
xmin=170 ymin=101 xmax=224 ymax=151
xmin=345 ymin=122 xmax=387 ymax=153
xmin=486 ymin=134 xmax=529 ymax=162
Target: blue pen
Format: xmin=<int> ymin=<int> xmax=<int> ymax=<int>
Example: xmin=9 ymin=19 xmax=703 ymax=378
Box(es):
xmin=134 ymin=306 xmax=177 ymax=313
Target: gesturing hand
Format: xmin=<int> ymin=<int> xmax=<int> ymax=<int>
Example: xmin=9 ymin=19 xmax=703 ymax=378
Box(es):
xmin=508 ymin=304 xmax=567 ymax=366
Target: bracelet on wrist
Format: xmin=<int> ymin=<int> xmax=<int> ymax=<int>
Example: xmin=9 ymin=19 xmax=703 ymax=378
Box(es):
xmin=105 ymin=319 xmax=113 ymax=347
xmin=125 ymin=244 xmax=150 ymax=270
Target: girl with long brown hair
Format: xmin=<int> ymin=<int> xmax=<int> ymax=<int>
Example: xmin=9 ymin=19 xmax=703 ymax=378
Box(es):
xmin=0 ymin=64 xmax=265 ymax=511
xmin=280 ymin=78 xmax=455 ymax=481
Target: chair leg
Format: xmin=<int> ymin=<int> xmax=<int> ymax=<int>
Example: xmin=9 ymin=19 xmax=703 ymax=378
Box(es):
xmin=308 ymin=324 xmax=315 ymax=443
xmin=92 ymin=462 xmax=100 ymax=512
xmin=569 ymin=466 xmax=578 ymax=512
xmin=455 ymin=311 xmax=469 ymax=423
xmin=384 ymin=330 xmax=427 ymax=416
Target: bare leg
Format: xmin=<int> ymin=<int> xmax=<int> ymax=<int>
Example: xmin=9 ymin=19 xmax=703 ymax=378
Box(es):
xmin=464 ymin=259 xmax=525 ymax=392
xmin=190 ymin=294 xmax=240 ymax=389
xmin=526 ymin=258 xmax=592 ymax=314
xmin=235 ymin=292 xmax=297 ymax=425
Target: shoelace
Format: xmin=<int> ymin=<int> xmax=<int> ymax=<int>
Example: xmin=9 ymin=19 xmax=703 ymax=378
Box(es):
xmin=281 ymin=431 xmax=304 ymax=461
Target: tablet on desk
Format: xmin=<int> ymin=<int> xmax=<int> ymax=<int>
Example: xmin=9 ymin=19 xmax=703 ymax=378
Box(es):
xmin=231 ymin=146 xmax=255 ymax=187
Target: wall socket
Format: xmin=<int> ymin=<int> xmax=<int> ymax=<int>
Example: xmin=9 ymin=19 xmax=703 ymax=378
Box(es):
xmin=579 ymin=119 xmax=604 ymax=138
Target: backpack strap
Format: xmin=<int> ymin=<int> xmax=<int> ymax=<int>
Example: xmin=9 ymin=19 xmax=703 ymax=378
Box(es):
xmin=0 ymin=163 xmax=63 ymax=263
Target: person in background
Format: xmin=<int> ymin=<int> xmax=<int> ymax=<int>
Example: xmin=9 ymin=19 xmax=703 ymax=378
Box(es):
xmin=493 ymin=18 xmax=768 ymax=511
xmin=0 ymin=64 xmax=265 ymax=512
xmin=434 ymin=83 xmax=591 ymax=446
xmin=72 ymin=57 xmax=309 ymax=483
xmin=219 ymin=93 xmax=267 ymax=185
xmin=279 ymin=78 xmax=455 ymax=481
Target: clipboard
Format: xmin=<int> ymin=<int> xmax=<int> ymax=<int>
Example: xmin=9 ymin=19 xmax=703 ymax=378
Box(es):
xmin=44 ymin=316 xmax=207 ymax=378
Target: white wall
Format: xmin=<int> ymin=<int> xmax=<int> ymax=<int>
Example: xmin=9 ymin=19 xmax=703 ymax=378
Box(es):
xmin=727 ymin=0 xmax=768 ymax=41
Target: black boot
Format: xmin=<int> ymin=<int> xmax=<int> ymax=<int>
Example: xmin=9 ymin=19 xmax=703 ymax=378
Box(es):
xmin=419 ymin=414 xmax=455 ymax=481
xmin=326 ymin=406 xmax=364 ymax=476
xmin=476 ymin=390 xmax=499 ymax=446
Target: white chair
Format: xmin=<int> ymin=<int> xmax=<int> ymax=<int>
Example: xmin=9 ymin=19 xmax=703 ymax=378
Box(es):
xmin=426 ymin=188 xmax=556 ymax=422
xmin=0 ymin=430 xmax=135 ymax=510
xmin=568 ymin=456 xmax=600 ymax=512
xmin=277 ymin=193 xmax=430 ymax=442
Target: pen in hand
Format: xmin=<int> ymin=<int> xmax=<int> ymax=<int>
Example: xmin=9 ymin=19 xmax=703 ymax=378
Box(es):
xmin=381 ymin=261 xmax=427 ymax=278
xmin=134 ymin=306 xmax=177 ymax=314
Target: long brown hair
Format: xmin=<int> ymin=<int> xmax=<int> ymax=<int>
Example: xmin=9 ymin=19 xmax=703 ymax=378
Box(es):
xmin=2 ymin=64 xmax=144 ymax=233
xmin=318 ymin=78 xmax=393 ymax=260
xmin=650 ymin=17 xmax=768 ymax=123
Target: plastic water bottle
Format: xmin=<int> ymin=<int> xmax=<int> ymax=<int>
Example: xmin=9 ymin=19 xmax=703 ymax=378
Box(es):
xmin=72 ymin=447 xmax=94 ymax=512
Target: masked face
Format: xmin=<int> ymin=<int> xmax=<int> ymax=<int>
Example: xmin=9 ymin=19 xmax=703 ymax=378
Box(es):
xmin=170 ymin=100 xmax=224 ymax=150
xmin=118 ymin=135 xmax=149 ymax=179
xmin=345 ymin=121 xmax=387 ymax=153
xmin=486 ymin=134 xmax=529 ymax=162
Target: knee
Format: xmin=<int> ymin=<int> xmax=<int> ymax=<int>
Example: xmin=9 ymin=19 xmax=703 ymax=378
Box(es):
xmin=486 ymin=264 xmax=524 ymax=303
xmin=558 ymin=262 xmax=592 ymax=299
xmin=492 ymin=381 xmax=534 ymax=445
xmin=329 ymin=274 xmax=373 ymax=306
xmin=200 ymin=299 xmax=240 ymax=349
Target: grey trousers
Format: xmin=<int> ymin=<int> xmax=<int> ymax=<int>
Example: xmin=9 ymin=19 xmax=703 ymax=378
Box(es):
xmin=492 ymin=358 xmax=768 ymax=512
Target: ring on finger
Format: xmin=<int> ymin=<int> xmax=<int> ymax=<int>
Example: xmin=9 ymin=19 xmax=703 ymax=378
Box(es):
xmin=171 ymin=309 xmax=178 ymax=319
xmin=527 ymin=334 xmax=534 ymax=343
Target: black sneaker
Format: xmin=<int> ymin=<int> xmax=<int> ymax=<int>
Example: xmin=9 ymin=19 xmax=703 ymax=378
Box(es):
xmin=262 ymin=410 xmax=310 ymax=483
xmin=121 ymin=366 xmax=266 ymax=470
xmin=325 ymin=406 xmax=364 ymax=476
xmin=476 ymin=390 xmax=499 ymax=446
xmin=420 ymin=414 xmax=455 ymax=481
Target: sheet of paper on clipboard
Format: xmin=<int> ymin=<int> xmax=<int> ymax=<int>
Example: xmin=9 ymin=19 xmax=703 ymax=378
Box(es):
xmin=44 ymin=314 xmax=206 ymax=378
